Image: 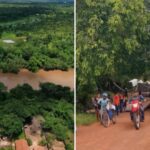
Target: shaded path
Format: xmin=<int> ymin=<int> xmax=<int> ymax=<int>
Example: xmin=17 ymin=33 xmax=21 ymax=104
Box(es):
xmin=77 ymin=110 xmax=150 ymax=150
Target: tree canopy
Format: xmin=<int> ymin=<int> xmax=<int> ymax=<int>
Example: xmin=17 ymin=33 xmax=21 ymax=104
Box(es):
xmin=77 ymin=0 xmax=150 ymax=109
xmin=0 ymin=3 xmax=73 ymax=73
xmin=0 ymin=82 xmax=73 ymax=149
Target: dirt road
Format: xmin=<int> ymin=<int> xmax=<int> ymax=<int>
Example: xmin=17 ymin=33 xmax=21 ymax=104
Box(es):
xmin=77 ymin=110 xmax=150 ymax=150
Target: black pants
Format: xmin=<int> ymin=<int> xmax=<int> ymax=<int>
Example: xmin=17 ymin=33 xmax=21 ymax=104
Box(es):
xmin=120 ymin=99 xmax=124 ymax=112
xmin=140 ymin=107 xmax=145 ymax=121
xmin=115 ymin=105 xmax=119 ymax=116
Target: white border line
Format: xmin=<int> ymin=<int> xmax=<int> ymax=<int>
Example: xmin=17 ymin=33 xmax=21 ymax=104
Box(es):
xmin=74 ymin=0 xmax=76 ymax=149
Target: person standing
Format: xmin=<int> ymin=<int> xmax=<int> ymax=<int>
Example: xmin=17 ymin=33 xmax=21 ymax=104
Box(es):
xmin=120 ymin=93 xmax=124 ymax=113
xmin=124 ymin=88 xmax=128 ymax=97
xmin=113 ymin=93 xmax=120 ymax=115
xmin=123 ymin=94 xmax=127 ymax=112
xmin=138 ymin=91 xmax=145 ymax=122
xmin=92 ymin=96 xmax=99 ymax=121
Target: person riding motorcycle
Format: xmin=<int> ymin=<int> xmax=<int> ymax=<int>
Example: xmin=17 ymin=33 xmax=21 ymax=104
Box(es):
xmin=130 ymin=93 xmax=144 ymax=122
xmin=98 ymin=93 xmax=115 ymax=121
xmin=98 ymin=93 xmax=109 ymax=121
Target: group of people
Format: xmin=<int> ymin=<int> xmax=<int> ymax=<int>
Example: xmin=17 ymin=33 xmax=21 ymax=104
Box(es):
xmin=92 ymin=91 xmax=145 ymax=122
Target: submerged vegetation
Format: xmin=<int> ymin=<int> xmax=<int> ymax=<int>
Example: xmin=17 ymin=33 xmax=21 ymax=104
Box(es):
xmin=0 ymin=3 xmax=73 ymax=73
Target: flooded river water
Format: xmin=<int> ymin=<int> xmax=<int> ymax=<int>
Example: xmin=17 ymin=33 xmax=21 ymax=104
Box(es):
xmin=0 ymin=69 xmax=74 ymax=90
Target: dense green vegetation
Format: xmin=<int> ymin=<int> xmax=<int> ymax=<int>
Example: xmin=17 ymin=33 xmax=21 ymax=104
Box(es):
xmin=145 ymin=0 xmax=150 ymax=9
xmin=77 ymin=0 xmax=150 ymax=110
xmin=0 ymin=3 xmax=73 ymax=73
xmin=0 ymin=82 xmax=74 ymax=150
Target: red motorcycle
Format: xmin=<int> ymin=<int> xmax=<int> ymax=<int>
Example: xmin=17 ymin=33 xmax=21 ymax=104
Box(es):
xmin=131 ymin=99 xmax=140 ymax=129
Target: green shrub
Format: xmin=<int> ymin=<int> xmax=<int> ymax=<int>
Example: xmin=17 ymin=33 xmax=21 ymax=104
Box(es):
xmin=46 ymin=133 xmax=55 ymax=144
xmin=39 ymin=139 xmax=48 ymax=146
xmin=18 ymin=132 xmax=25 ymax=139
xmin=65 ymin=143 xmax=74 ymax=150
xmin=27 ymin=138 xmax=32 ymax=146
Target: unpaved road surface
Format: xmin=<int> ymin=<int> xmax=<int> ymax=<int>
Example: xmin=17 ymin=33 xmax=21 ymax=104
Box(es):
xmin=77 ymin=110 xmax=150 ymax=150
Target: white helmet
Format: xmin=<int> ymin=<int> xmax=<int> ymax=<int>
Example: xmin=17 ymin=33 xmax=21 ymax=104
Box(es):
xmin=102 ymin=92 xmax=108 ymax=97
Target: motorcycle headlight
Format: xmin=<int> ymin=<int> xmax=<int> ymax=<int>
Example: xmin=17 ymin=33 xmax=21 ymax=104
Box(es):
xmin=133 ymin=103 xmax=138 ymax=108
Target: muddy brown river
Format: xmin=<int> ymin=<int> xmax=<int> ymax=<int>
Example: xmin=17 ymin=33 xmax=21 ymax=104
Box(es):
xmin=0 ymin=69 xmax=74 ymax=90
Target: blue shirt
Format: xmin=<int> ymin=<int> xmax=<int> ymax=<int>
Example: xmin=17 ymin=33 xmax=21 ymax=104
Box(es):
xmin=98 ymin=98 xmax=109 ymax=109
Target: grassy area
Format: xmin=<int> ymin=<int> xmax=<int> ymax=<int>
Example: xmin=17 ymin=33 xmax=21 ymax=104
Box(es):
xmin=76 ymin=113 xmax=97 ymax=126
xmin=0 ymin=147 xmax=14 ymax=150
xmin=18 ymin=131 xmax=25 ymax=139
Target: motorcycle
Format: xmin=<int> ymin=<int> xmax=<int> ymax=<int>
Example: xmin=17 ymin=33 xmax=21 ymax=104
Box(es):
xmin=131 ymin=99 xmax=140 ymax=129
xmin=99 ymin=108 xmax=116 ymax=128
xmin=100 ymin=108 xmax=110 ymax=128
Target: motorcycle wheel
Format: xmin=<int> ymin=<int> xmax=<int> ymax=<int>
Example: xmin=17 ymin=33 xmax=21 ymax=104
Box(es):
xmin=102 ymin=111 xmax=110 ymax=128
xmin=133 ymin=112 xmax=140 ymax=130
xmin=99 ymin=111 xmax=103 ymax=125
